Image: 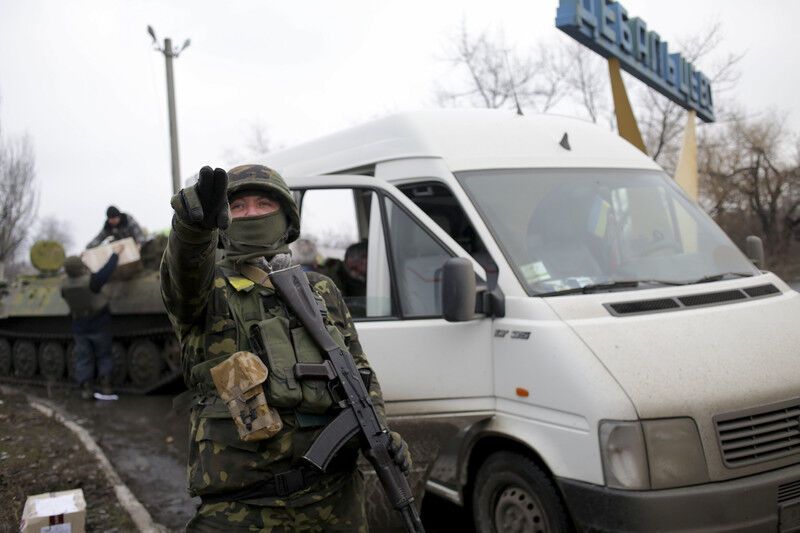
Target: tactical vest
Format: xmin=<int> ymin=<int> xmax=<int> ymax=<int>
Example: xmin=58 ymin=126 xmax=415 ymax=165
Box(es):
xmin=190 ymin=267 xmax=348 ymax=414
xmin=184 ymin=268 xmax=354 ymax=498
xmin=61 ymin=275 xmax=109 ymax=319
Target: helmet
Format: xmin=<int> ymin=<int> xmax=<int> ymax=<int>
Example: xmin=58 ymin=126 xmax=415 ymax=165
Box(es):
xmin=226 ymin=164 xmax=300 ymax=243
xmin=63 ymin=256 xmax=88 ymax=278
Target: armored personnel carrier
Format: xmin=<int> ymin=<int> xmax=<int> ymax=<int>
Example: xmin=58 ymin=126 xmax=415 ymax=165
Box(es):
xmin=0 ymin=238 xmax=181 ymax=393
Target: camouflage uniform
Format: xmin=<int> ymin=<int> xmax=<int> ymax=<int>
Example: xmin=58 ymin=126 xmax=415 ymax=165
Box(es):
xmin=161 ymin=166 xmax=385 ymax=532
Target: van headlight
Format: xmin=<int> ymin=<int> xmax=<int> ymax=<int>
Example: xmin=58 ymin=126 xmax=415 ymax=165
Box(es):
xmin=600 ymin=419 xmax=708 ymax=490
xmin=599 ymin=421 xmax=650 ymax=489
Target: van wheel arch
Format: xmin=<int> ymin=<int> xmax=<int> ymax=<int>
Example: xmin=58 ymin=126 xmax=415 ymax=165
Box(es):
xmin=463 ymin=436 xmax=574 ymax=531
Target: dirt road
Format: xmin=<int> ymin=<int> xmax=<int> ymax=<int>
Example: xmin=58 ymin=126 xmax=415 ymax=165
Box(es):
xmin=8 ymin=386 xmax=471 ymax=532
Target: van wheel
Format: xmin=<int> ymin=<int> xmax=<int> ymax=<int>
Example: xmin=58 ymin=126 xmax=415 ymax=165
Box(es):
xmin=472 ymin=452 xmax=570 ymax=533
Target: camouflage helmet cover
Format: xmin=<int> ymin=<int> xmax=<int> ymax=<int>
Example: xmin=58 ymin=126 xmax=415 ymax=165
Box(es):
xmin=227 ymin=164 xmax=300 ymax=243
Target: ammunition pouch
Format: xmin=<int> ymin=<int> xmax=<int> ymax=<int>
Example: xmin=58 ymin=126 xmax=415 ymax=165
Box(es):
xmin=210 ymin=351 xmax=282 ymax=442
xmin=249 ymin=318 xmax=346 ymax=414
xmin=250 ymin=316 xmax=302 ymax=408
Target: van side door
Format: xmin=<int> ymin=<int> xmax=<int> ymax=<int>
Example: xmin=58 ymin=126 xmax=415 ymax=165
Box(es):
xmin=288 ymin=175 xmax=494 ymax=496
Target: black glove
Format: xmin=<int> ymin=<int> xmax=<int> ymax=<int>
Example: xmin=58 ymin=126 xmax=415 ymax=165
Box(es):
xmin=388 ymin=431 xmax=412 ymax=474
xmin=170 ymin=166 xmax=230 ymax=230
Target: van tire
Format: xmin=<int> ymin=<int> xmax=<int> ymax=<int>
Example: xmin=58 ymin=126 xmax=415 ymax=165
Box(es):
xmin=472 ymin=451 xmax=570 ymax=533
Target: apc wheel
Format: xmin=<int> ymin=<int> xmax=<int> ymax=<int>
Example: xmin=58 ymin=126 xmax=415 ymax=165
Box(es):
xmin=110 ymin=341 xmax=129 ymax=385
xmin=0 ymin=338 xmax=11 ymax=375
xmin=161 ymin=336 xmax=181 ymax=372
xmin=128 ymin=339 xmax=164 ymax=387
xmin=472 ymin=452 xmax=570 ymax=533
xmin=38 ymin=341 xmax=65 ymax=379
xmin=12 ymin=340 xmax=38 ymax=378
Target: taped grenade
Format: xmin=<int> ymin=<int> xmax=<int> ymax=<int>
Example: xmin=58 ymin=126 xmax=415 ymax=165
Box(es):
xmin=210 ymin=351 xmax=283 ymax=441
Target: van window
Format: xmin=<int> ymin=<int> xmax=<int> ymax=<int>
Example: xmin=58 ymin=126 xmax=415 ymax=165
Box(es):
xmin=295 ymin=188 xmax=391 ymax=318
xmin=383 ymin=197 xmax=452 ymax=318
xmin=457 ymin=168 xmax=759 ymax=295
xmin=398 ymin=182 xmax=498 ymax=286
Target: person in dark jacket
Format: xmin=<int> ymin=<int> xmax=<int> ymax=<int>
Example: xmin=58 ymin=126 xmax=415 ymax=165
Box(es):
xmin=87 ymin=205 xmax=145 ymax=248
xmin=61 ymin=244 xmax=122 ymax=399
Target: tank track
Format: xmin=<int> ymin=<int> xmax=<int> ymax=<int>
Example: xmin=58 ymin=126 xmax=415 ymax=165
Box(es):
xmin=0 ymin=326 xmax=183 ymax=395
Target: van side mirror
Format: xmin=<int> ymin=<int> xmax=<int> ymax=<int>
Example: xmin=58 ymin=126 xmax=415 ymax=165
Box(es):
xmin=442 ymin=257 xmax=505 ymax=321
xmin=745 ymin=235 xmax=765 ymax=269
xmin=442 ymin=258 xmax=477 ymax=322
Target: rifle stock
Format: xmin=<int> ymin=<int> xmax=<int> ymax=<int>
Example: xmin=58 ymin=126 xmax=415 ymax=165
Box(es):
xmin=269 ymin=265 xmax=425 ymax=533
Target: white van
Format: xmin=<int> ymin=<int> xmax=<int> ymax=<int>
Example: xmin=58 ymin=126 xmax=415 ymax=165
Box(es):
xmin=265 ymin=110 xmax=800 ymax=532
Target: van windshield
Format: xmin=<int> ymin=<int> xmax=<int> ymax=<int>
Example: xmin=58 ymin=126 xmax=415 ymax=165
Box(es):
xmin=456 ymin=168 xmax=759 ymax=296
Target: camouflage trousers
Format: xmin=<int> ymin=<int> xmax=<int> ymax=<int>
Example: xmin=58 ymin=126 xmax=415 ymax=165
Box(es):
xmin=185 ymin=471 xmax=367 ymax=532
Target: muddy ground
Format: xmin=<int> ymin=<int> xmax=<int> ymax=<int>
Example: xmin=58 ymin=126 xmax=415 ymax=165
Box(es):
xmin=9 ymin=384 xmax=198 ymax=531
xmin=0 ymin=389 xmax=137 ymax=532
xmin=1 ymin=384 xmax=471 ymax=532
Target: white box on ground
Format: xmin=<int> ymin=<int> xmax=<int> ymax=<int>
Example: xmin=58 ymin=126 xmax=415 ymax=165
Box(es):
xmin=80 ymin=237 xmax=140 ymax=272
xmin=19 ymin=488 xmax=86 ymax=533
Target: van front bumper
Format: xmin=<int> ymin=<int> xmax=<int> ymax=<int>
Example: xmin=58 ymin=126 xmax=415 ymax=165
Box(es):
xmin=557 ymin=462 xmax=800 ymax=532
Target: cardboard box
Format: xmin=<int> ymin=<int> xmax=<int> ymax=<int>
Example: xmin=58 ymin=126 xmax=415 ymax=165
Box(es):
xmin=81 ymin=237 xmax=142 ymax=279
xmin=19 ymin=489 xmax=86 ymax=533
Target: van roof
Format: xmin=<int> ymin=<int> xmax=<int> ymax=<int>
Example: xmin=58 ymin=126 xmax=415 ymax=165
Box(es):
xmin=264 ymin=109 xmax=661 ymax=176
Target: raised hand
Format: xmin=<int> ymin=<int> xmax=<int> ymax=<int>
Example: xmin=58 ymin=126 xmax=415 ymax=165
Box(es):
xmin=170 ymin=166 xmax=231 ymax=230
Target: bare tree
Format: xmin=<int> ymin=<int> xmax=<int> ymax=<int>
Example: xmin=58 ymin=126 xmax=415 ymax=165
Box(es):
xmin=245 ymin=122 xmax=273 ymax=157
xmin=698 ymin=112 xmax=800 ymax=259
xmin=0 ymin=113 xmax=37 ymax=268
xmin=436 ymin=22 xmax=565 ymax=113
xmin=302 ymin=228 xmax=355 ymax=251
xmin=221 ymin=121 xmax=277 ymax=166
xmin=34 ymin=215 xmax=74 ymax=251
xmin=437 ymin=21 xmax=742 ymax=170
xmin=555 ymin=41 xmax=609 ymax=123
xmin=638 ymin=21 xmax=744 ymax=173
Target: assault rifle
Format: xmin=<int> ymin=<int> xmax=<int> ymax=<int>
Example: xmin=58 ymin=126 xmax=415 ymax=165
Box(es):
xmin=269 ymin=265 xmax=425 ymax=533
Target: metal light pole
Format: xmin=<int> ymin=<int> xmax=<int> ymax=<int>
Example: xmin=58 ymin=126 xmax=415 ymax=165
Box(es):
xmin=148 ymin=26 xmax=191 ymax=195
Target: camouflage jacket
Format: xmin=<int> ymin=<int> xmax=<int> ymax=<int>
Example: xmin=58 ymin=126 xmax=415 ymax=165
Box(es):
xmin=87 ymin=213 xmax=145 ymax=248
xmin=160 ymin=217 xmax=386 ymax=507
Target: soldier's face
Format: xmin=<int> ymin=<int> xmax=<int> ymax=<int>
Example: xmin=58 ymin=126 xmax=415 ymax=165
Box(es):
xmin=230 ymin=193 xmax=281 ymax=218
xmin=107 ymin=216 xmax=121 ymax=226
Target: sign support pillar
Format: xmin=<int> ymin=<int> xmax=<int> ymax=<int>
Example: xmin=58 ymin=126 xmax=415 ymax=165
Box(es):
xmin=674 ymin=110 xmax=699 ymax=199
xmin=608 ymin=57 xmax=647 ymax=154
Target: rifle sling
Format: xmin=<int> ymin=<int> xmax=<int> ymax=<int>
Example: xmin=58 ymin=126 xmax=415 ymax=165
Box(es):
xmin=236 ymin=263 xmax=273 ymax=289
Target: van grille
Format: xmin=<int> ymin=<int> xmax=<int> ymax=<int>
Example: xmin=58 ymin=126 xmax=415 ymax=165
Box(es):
xmin=715 ymin=398 xmax=800 ymax=468
xmin=779 ymin=479 xmax=800 ymax=503
xmin=678 ymin=289 xmax=746 ymax=307
xmin=743 ymin=284 xmax=781 ymax=298
xmin=605 ymin=283 xmax=781 ymax=316
xmin=608 ymin=298 xmax=679 ymax=315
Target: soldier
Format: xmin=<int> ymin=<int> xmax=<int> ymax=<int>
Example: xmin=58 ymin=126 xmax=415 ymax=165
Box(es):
xmin=161 ymin=165 xmax=411 ymax=532
xmin=87 ymin=205 xmax=146 ymax=248
xmin=289 ymin=238 xmax=323 ymax=272
xmin=61 ymin=244 xmax=123 ymax=400
xmin=338 ymin=240 xmax=368 ymax=317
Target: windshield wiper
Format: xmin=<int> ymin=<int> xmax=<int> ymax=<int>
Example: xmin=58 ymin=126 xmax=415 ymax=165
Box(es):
xmin=688 ymin=272 xmax=754 ymax=284
xmin=538 ymin=279 xmax=682 ymax=297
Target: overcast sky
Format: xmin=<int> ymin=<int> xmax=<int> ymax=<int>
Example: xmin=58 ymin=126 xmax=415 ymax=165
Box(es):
xmin=1 ymin=0 xmax=798 ymax=254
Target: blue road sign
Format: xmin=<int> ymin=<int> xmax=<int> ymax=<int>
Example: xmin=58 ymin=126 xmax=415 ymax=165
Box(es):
xmin=556 ymin=0 xmax=715 ymax=122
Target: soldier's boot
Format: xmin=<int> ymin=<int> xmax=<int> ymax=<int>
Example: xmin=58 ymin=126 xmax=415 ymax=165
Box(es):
xmin=80 ymin=381 xmax=94 ymax=401
xmin=100 ymin=376 xmax=113 ymax=396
